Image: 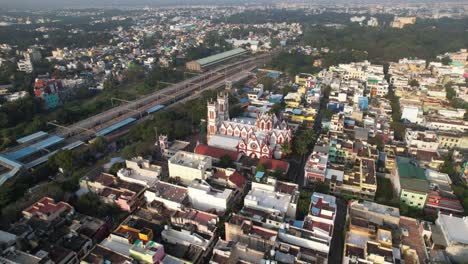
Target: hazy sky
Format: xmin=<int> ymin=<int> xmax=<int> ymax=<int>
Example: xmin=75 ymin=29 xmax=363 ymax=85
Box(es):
xmin=0 ymin=0 xmax=457 ymax=9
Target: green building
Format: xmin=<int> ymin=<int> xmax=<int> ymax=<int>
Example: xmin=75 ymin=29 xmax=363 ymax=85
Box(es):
xmin=393 ymin=156 xmax=429 ymax=209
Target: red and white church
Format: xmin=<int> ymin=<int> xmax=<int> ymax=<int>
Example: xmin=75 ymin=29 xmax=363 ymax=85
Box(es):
xmin=207 ymin=91 xmax=292 ymax=159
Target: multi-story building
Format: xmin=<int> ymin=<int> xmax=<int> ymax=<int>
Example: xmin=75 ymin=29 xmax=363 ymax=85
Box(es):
xmin=391 ymin=17 xmax=416 ymax=28
xmin=432 ymin=212 xmax=468 ymax=263
xmin=171 ymin=209 xmax=218 ymax=236
xmin=243 ymin=180 xmax=298 ymax=224
xmin=344 ymin=201 xmax=400 ymax=264
xmin=22 ymin=197 xmax=74 ymax=222
xmin=187 ymin=179 xmax=233 ymax=214
xmin=304 ymin=193 xmax=337 ymax=243
xmin=117 ymin=157 xmax=161 ymax=187
xmin=392 ymin=157 xmax=429 ymax=209
xmin=304 ymin=145 xmax=329 ymax=185
xmin=33 ymin=78 xmax=63 ymax=109
xmin=225 ymin=214 xmax=278 ymax=252
xmin=80 ymin=173 xmax=146 ymax=212
xmin=168 ymin=151 xmax=213 ymax=185
xmin=144 ymin=180 xmax=189 ymax=210
xmin=405 ymin=129 xmax=439 ymax=154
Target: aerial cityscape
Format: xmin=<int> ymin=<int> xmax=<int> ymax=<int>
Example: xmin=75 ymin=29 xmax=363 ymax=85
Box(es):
xmin=0 ymin=0 xmax=467 ymax=263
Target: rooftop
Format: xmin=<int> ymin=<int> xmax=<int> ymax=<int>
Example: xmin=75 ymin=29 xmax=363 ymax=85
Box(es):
xmin=195 ymin=48 xmax=247 ymax=67
xmin=150 ymin=181 xmax=188 ymax=203
xmin=437 ymin=213 xmax=468 ymax=245
xmin=169 ymin=151 xmax=211 ymax=169
xmin=22 ymin=197 xmax=73 ymax=219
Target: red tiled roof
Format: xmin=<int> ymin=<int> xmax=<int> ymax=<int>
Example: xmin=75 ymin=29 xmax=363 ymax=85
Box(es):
xmin=259 ymin=157 xmax=290 ymax=173
xmin=229 ymin=171 xmax=246 ymax=189
xmin=23 ymin=197 xmax=72 ymax=217
xmin=195 ymin=144 xmax=240 ymax=161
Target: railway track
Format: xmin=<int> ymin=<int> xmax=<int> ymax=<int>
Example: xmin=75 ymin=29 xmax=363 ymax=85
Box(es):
xmin=62 ymin=54 xmax=269 ymax=142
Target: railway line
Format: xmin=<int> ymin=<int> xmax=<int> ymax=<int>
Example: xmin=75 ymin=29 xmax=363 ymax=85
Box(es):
xmin=61 ymin=53 xmax=270 ymax=142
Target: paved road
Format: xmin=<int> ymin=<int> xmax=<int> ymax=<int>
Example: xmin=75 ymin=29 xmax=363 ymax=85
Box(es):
xmin=329 ymin=198 xmax=347 ymax=264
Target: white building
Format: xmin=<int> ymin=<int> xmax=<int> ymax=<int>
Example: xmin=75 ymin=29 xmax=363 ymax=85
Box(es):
xmin=401 ymin=105 xmax=424 ymax=124
xmin=187 ymin=180 xmax=233 ymax=213
xmin=405 ymin=129 xmax=439 ymax=152
xmin=244 ymin=181 xmax=297 ymax=220
xmin=117 ymin=157 xmax=161 ymax=187
xmin=434 ymin=212 xmax=468 ymax=263
xmin=144 ymin=181 xmax=188 ymax=210
xmin=168 ymin=151 xmax=212 ymax=185
xmin=161 ymin=225 xmax=210 ymax=250
xmin=17 ymin=59 xmax=33 ymax=73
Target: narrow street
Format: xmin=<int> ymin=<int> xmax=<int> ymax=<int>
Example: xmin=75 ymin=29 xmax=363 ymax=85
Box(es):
xmin=329 ymin=198 xmax=347 ymax=264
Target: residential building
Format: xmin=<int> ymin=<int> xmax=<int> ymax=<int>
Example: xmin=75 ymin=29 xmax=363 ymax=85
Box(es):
xmin=391 ymin=16 xmax=416 ymax=28
xmin=80 ymin=173 xmax=146 ymax=212
xmin=168 ymin=151 xmax=213 ymax=185
xmin=117 ymin=157 xmax=161 ymax=187
xmin=392 ymin=157 xmax=429 ymax=209
xmin=171 ymin=209 xmax=218 ymax=236
xmin=158 ymin=135 xmax=190 ymax=159
xmin=304 ymin=145 xmax=329 ymax=185
xmin=187 ymin=179 xmax=233 ymax=214
xmin=344 ymin=201 xmax=400 ymax=264
xmin=432 ymin=212 xmax=468 ymax=263
xmin=243 ymin=180 xmax=298 ymax=223
xmin=211 ymin=239 xmax=265 ymax=264
xmin=33 ymin=78 xmax=63 ymax=109
xmin=144 ymin=180 xmax=188 ymax=210
xmin=17 ymin=58 xmax=33 ymax=73
xmin=22 ymin=197 xmax=73 ymax=222
xmin=225 ymin=214 xmax=278 ymax=252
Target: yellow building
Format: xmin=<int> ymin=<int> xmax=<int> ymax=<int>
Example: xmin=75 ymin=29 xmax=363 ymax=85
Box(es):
xmin=295 ymin=73 xmax=313 ymax=86
xmin=284 ymin=92 xmax=302 ymax=108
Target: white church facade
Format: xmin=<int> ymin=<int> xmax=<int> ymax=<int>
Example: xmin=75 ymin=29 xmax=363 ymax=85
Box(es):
xmin=207 ymin=91 xmax=292 ymax=159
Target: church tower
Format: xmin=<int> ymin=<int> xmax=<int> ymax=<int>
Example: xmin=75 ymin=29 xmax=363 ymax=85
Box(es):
xmin=207 ymin=99 xmax=218 ymax=140
xmin=217 ymin=91 xmax=229 ymax=121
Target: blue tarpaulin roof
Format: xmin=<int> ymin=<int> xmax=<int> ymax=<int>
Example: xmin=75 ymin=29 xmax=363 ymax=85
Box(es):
xmin=5 ymin=136 xmax=64 ymax=160
xmin=266 ymin=72 xmax=281 ymax=79
xmin=255 ymin=171 xmax=265 ymax=180
xmin=292 ymin=109 xmax=302 ymax=115
xmin=147 ymin=104 xmax=165 ymax=114
xmin=293 ymin=220 xmax=304 ymax=228
xmin=17 ymin=131 xmax=48 ymax=144
xmin=96 ymin=118 xmax=136 ymax=136
xmin=240 ymin=97 xmax=249 ymax=104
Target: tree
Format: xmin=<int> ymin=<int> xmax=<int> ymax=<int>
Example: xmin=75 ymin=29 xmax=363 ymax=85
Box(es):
xmin=256 ymin=163 xmax=267 ymax=172
xmin=48 ymin=150 xmax=75 ymax=174
xmin=441 ymin=56 xmax=452 ymax=65
xmin=109 ymin=162 xmax=125 ymax=175
xmin=219 ymin=154 xmax=234 ymax=168
xmin=257 ymin=76 xmax=275 ymax=91
xmin=445 ymin=82 xmax=456 ymax=101
xmin=281 ymin=142 xmax=292 ymax=157
xmin=272 ymin=169 xmax=284 ymax=179
xmin=368 ymin=135 xmax=384 ymax=151
xmin=92 ymin=136 xmax=108 ymax=153
xmin=269 ymin=103 xmax=284 ymax=115
xmin=408 ymin=79 xmax=420 ymax=87
xmin=294 ymin=137 xmax=309 ymax=156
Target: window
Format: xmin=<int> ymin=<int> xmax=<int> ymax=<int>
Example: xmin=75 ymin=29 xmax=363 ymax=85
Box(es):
xmin=419 ymin=197 xmax=423 ymax=199
xmin=410 ymin=202 xmax=414 ymax=205
xmin=404 ymin=194 xmax=408 ymax=197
